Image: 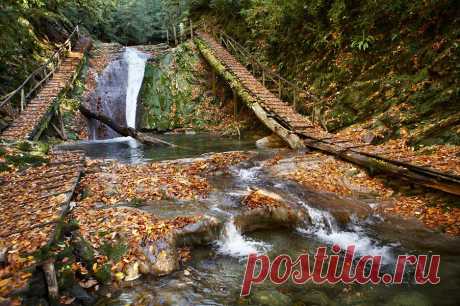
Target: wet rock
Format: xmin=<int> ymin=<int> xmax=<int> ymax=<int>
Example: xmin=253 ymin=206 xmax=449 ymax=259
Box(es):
xmin=256 ymin=134 xmax=288 ymax=149
xmin=138 ymin=261 xmax=150 ymax=274
xmin=300 ymin=290 xmax=334 ymax=306
xmin=235 ymin=188 xmax=309 ymax=233
xmin=143 ymin=215 xmax=222 ymax=276
xmin=154 ymin=287 xmax=191 ymax=305
xmin=305 ymin=192 xmax=371 ymax=225
xmin=68 ymin=284 xmax=96 ymax=305
xmin=252 ymin=290 xmax=292 ymax=306
xmin=124 ymin=261 xmax=141 ymax=281
xmin=143 ymin=235 xmax=178 ymax=276
xmin=175 ymin=215 xmax=223 ymax=246
xmin=385 ymin=291 xmax=432 ymax=306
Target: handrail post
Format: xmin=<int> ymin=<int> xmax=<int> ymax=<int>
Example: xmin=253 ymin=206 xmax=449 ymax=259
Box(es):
xmin=173 ymin=25 xmax=178 ymax=45
xmin=278 ymin=79 xmax=282 ymax=98
xmin=190 ymin=19 xmax=193 ymax=39
xmin=20 ymin=88 xmax=25 ymax=112
xmin=293 ymin=89 xmax=297 ymax=110
xmin=262 ymin=70 xmax=265 ymax=86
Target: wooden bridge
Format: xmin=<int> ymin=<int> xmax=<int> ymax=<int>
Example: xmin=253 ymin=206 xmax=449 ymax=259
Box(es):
xmin=195 ymin=31 xmax=460 ymax=196
xmin=0 ymin=150 xmax=85 ymax=298
xmin=0 ymin=26 xmax=90 ymax=299
xmin=0 ymin=26 xmax=90 ymax=141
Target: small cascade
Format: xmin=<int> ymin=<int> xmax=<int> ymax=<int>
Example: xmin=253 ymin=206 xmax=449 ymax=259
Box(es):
xmin=216 ymin=219 xmax=270 ymax=258
xmin=299 ymin=203 xmax=394 ymax=263
xmin=124 ymin=48 xmax=149 ymax=128
xmin=88 ymin=47 xmax=149 ymax=139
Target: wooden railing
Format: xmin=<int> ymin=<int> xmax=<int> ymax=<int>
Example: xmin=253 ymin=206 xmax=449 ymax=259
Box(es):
xmin=0 ymin=25 xmax=80 ymax=116
xmin=165 ymin=19 xmax=195 ymax=46
xmin=211 ymin=30 xmax=321 ymax=116
xmin=167 ymin=21 xmax=323 ymax=121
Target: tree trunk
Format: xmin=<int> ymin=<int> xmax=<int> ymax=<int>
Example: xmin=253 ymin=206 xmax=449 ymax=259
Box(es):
xmin=195 ymin=38 xmax=304 ymax=149
xmin=79 ymin=104 xmax=175 ymax=147
xmin=195 ymin=36 xmax=460 ymax=196
xmin=302 ymin=137 xmax=460 ymax=196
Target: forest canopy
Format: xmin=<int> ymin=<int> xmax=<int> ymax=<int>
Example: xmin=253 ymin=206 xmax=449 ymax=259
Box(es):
xmin=0 ymin=0 xmax=190 ymax=94
xmin=1 ymin=0 xmax=459 ymax=145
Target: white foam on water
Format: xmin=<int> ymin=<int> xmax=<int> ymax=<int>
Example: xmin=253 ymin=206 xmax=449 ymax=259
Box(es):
xmin=232 ymin=166 xmax=262 ymax=183
xmin=299 ymin=204 xmax=394 ymax=264
xmin=124 ymin=47 xmax=149 ymax=129
xmin=216 ymin=220 xmax=270 ymax=258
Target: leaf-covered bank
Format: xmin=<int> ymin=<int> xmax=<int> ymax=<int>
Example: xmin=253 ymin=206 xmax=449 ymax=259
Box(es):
xmin=189 ymin=0 xmax=460 ymax=146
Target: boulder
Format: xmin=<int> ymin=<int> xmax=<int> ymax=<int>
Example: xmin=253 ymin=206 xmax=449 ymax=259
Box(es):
xmin=175 ymin=215 xmax=222 ymax=246
xmin=385 ymin=292 xmax=432 ymax=306
xmin=143 ymin=215 xmax=222 ymax=276
xmin=124 ymin=261 xmax=141 ymax=281
xmin=143 ymin=235 xmax=179 ymax=276
xmin=252 ymin=290 xmax=292 ymax=306
xmin=235 ymin=188 xmax=309 ymax=233
xmin=256 ymin=134 xmax=288 ymax=149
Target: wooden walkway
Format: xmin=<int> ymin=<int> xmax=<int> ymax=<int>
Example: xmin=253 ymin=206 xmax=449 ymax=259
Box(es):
xmin=196 ymin=31 xmax=460 ymax=196
xmin=0 ymin=39 xmax=90 ymax=141
xmin=198 ymin=32 xmax=315 ymax=134
xmin=0 ymin=150 xmax=85 ymax=298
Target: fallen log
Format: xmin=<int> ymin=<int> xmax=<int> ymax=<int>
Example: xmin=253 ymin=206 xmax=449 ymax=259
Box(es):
xmin=79 ymin=104 xmax=176 ymax=147
xmin=195 ymin=35 xmax=460 ymax=196
xmin=194 ymin=37 xmax=304 ymax=149
xmin=302 ymin=137 xmax=460 ymax=196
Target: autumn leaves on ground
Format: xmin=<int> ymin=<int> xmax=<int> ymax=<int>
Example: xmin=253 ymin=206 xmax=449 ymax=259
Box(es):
xmin=1 ymin=1 xmax=460 ymax=304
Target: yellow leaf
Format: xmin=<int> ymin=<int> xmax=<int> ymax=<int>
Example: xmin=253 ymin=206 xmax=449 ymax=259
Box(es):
xmin=115 ymin=272 xmax=125 ymax=281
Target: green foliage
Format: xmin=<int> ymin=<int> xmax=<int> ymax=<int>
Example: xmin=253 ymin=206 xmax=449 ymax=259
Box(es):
xmin=99 ymin=241 xmax=128 ymax=262
xmin=351 ymin=32 xmax=375 ymax=51
xmin=95 ymin=263 xmax=112 ymax=284
xmin=138 ymin=42 xmax=204 ymax=131
xmin=4 ymin=153 xmax=48 ymax=169
xmin=188 ymin=0 xmax=460 ymax=144
xmin=16 ymin=141 xmax=33 ymax=152
xmin=0 ymin=0 xmax=185 ymax=95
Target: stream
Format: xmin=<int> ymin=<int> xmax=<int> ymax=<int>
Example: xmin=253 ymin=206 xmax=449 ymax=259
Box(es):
xmin=58 ymin=141 xmax=460 ymax=306
xmin=61 ymin=46 xmax=460 ymax=305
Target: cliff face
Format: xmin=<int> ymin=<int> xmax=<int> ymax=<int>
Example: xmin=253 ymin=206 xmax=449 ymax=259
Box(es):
xmin=137 ymin=42 xmax=206 ymax=131
xmin=191 ymin=0 xmax=460 ymax=146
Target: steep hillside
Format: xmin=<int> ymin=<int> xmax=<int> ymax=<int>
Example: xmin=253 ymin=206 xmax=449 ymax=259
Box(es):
xmin=190 ymin=0 xmax=460 ymax=146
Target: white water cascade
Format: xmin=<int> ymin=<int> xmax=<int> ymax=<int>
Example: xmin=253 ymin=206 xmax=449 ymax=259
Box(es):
xmin=216 ymin=219 xmax=271 ymax=258
xmin=88 ymin=47 xmax=149 ymax=140
xmin=124 ymin=47 xmax=149 ymax=128
xmin=298 ymin=204 xmax=394 ymax=264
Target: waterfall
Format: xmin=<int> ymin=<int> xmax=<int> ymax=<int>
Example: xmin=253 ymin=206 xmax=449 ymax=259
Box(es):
xmin=124 ymin=47 xmax=149 ymax=128
xmin=88 ymin=47 xmax=149 ymax=139
xmin=298 ymin=203 xmax=394 ymax=263
xmin=216 ymin=219 xmax=270 ymax=258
